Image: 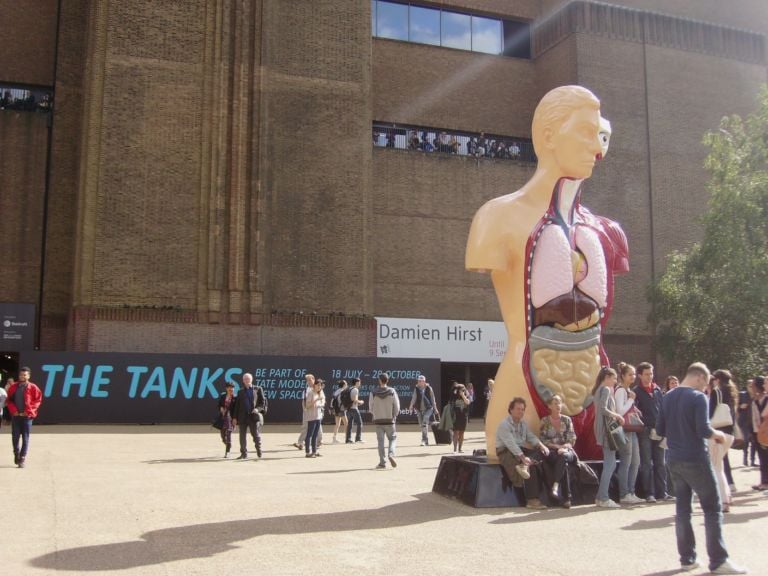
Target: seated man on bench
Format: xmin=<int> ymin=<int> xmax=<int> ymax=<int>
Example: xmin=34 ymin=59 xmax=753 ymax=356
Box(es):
xmin=495 ymin=397 xmax=550 ymax=509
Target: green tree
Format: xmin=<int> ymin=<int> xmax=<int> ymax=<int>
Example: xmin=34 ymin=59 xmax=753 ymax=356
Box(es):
xmin=651 ymin=87 xmax=768 ymax=381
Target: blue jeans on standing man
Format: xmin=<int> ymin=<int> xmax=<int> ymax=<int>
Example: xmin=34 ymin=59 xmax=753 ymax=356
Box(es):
xmin=346 ymin=408 xmax=363 ymax=442
xmin=668 ymin=459 xmax=728 ymax=571
xmin=416 ymin=407 xmax=434 ymax=445
xmin=11 ymin=416 xmax=33 ymax=459
xmin=375 ymin=424 xmax=397 ymax=466
xmin=638 ymin=428 xmax=668 ymax=498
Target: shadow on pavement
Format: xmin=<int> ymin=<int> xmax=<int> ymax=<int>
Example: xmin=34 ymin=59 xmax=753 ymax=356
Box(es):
xmin=30 ymin=493 xmax=494 ymax=572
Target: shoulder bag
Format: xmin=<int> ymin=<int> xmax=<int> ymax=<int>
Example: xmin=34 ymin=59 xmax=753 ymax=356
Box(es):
xmin=710 ymin=388 xmax=733 ymax=429
xmin=605 ymin=416 xmax=628 ymax=450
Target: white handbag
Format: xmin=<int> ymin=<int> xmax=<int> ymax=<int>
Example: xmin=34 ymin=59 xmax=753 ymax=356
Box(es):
xmin=710 ymin=388 xmax=733 ymax=429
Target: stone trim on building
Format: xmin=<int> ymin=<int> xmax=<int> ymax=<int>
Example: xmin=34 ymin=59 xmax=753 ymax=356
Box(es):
xmin=535 ymin=1 xmax=766 ymax=65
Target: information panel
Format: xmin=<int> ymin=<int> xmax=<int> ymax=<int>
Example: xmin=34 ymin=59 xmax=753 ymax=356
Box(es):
xmin=18 ymin=351 xmax=440 ymax=425
xmin=1 ymin=302 xmax=36 ymax=351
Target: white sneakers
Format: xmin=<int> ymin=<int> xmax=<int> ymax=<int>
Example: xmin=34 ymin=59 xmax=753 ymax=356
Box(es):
xmin=680 ymin=559 xmax=747 ymax=574
xmin=515 ymin=464 xmax=531 ymax=479
xmin=711 ymin=559 xmax=748 ymax=574
xmin=595 ymin=499 xmax=620 ymax=508
xmin=620 ymin=493 xmax=644 ymax=505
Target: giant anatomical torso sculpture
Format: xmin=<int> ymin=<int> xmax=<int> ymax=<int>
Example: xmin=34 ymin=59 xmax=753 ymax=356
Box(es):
xmin=466 ymin=86 xmax=628 ymax=460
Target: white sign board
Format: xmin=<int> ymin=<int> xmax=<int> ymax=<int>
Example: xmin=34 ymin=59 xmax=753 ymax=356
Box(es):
xmin=375 ymin=317 xmax=507 ymax=362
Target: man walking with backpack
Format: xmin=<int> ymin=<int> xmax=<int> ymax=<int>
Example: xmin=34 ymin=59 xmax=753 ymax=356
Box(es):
xmin=370 ymin=372 xmax=400 ymax=469
xmin=344 ymin=378 xmax=364 ymax=443
xmin=409 ymin=375 xmax=438 ymax=446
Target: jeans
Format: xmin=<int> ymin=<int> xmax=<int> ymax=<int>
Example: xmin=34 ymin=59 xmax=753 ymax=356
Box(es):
xmin=668 ymin=459 xmax=728 ymax=570
xmin=416 ymin=408 xmax=434 ymax=444
xmin=346 ymin=408 xmax=362 ymax=442
xmin=306 ymin=419 xmax=321 ymax=454
xmin=375 ymin=424 xmax=397 ymax=465
xmin=618 ymin=431 xmax=640 ymax=497
xmin=639 ymin=429 xmax=668 ymax=498
xmin=11 ymin=416 xmax=33 ymax=458
xmin=597 ymin=446 xmax=617 ymax=501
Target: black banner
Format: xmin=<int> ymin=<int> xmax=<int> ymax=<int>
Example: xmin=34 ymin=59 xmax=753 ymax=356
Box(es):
xmin=18 ymin=351 xmax=441 ymax=425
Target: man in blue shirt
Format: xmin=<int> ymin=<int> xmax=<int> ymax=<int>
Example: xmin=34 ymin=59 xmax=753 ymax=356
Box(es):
xmin=656 ymin=363 xmax=747 ymax=575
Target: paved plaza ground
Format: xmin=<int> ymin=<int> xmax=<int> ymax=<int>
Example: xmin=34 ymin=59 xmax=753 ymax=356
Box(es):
xmin=2 ymin=422 xmax=765 ymax=576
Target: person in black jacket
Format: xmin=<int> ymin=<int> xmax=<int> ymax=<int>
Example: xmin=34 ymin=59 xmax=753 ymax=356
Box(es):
xmin=633 ymin=362 xmax=672 ymax=502
xmin=232 ymin=372 xmax=267 ymax=460
xmin=217 ymin=381 xmax=236 ymax=457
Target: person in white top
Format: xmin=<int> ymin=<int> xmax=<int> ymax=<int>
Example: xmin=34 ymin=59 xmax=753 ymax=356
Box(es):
xmin=615 ymin=362 xmax=643 ymax=504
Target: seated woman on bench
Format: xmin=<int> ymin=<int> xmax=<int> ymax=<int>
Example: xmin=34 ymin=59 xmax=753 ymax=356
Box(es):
xmin=539 ymin=394 xmax=578 ymax=508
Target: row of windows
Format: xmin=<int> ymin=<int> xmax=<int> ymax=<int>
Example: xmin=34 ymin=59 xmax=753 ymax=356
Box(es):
xmin=373 ymin=122 xmax=536 ymax=163
xmin=371 ymin=1 xmax=531 ymax=59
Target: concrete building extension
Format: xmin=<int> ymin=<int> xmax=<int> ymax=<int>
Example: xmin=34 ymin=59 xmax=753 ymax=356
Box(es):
xmin=2 ymin=1 xmax=767 ymax=380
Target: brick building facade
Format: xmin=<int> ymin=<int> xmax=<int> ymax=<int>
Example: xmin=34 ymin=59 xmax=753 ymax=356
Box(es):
xmin=1 ymin=1 xmax=766 ymax=377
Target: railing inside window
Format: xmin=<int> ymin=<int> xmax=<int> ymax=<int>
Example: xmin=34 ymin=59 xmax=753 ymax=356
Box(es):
xmin=373 ymin=122 xmax=536 ymax=163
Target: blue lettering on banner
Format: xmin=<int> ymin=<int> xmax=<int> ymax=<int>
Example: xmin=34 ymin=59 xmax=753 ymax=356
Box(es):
xmin=63 ymin=364 xmax=91 ymax=398
xmin=141 ymin=367 xmax=167 ymax=398
xmin=198 ymin=368 xmax=222 ymax=399
xmin=20 ymin=352 xmax=442 ymax=425
xmin=170 ymin=367 xmax=197 ymax=399
xmin=41 ymin=364 xmax=65 ymax=397
xmin=127 ymin=366 xmax=149 ymax=398
xmin=223 ymin=367 xmax=242 ymax=387
xmin=91 ymin=365 xmax=113 ymax=398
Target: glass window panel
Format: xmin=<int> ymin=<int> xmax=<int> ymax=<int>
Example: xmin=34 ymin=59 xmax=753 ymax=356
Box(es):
xmin=376 ymin=1 xmax=408 ymax=41
xmin=472 ymin=16 xmax=502 ymax=54
xmin=441 ymin=11 xmax=471 ymax=50
xmin=409 ymin=6 xmax=440 ymax=46
xmin=371 ymin=0 xmax=376 ymax=36
xmin=503 ymin=20 xmax=531 ymax=58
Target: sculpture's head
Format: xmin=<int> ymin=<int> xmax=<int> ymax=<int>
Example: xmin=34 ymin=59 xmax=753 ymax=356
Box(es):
xmin=532 ymin=86 xmax=604 ymax=180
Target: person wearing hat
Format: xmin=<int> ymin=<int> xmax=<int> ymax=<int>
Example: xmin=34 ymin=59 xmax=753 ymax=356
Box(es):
xmin=409 ymin=375 xmax=438 ymax=446
xmin=6 ymin=367 xmax=43 ymax=468
xmin=217 ymin=381 xmax=236 ymax=457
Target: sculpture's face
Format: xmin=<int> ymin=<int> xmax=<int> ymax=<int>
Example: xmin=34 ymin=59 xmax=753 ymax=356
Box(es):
xmin=598 ymin=116 xmax=612 ymax=158
xmin=550 ymin=107 xmax=602 ymax=179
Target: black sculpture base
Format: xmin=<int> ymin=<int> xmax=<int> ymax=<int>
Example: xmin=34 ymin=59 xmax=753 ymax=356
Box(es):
xmin=432 ymin=455 xmax=607 ymax=508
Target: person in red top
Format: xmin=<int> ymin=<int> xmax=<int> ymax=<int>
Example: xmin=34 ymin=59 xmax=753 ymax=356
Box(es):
xmin=6 ymin=367 xmax=43 ymax=468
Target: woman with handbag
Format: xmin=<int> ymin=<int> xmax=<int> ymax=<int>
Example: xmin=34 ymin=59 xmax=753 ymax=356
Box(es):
xmin=592 ymin=366 xmax=625 ymax=509
xmin=217 ymin=381 xmax=236 ymax=458
xmin=449 ymin=382 xmax=471 ymax=453
xmin=710 ymin=370 xmax=737 ymax=490
xmin=707 ymin=374 xmax=735 ymax=511
xmin=615 ymin=362 xmax=643 ymax=504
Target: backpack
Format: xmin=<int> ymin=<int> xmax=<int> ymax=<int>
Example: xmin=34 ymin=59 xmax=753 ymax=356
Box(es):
xmin=330 ymin=393 xmax=340 ymax=412
xmin=340 ymin=388 xmax=353 ymax=409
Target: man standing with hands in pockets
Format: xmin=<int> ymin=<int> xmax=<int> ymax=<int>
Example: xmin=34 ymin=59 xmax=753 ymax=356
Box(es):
xmin=409 ymin=375 xmax=438 ymax=446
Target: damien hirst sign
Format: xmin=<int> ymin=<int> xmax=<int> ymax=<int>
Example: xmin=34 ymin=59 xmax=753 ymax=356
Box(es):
xmin=376 ymin=317 xmax=507 ymax=362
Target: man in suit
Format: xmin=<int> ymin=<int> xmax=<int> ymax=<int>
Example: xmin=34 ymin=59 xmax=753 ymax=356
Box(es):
xmin=232 ymin=372 xmax=266 ymax=459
